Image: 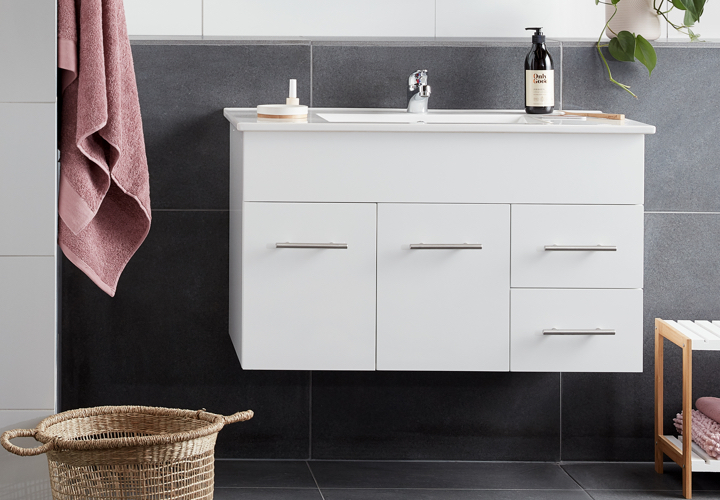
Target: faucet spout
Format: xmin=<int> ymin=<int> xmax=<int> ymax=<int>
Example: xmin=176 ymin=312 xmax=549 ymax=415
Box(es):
xmin=407 ymin=69 xmax=431 ymax=114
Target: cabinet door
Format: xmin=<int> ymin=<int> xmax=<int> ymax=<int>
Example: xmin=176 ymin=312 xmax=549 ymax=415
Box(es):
xmin=511 ymin=204 xmax=643 ymax=289
xmin=241 ymin=202 xmax=376 ymax=370
xmin=377 ymin=204 xmax=510 ymax=371
xmin=511 ymin=289 xmax=643 ymax=372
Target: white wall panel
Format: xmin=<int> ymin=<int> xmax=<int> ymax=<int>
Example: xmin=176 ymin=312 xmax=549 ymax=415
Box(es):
xmin=436 ymin=0 xmax=605 ymax=38
xmin=0 ymin=0 xmax=56 ymax=102
xmin=0 ymin=258 xmax=56 ymax=410
xmin=204 ymin=0 xmax=435 ymax=37
xmin=124 ymin=0 xmax=202 ymax=36
xmin=0 ymin=411 xmax=54 ymax=500
xmin=667 ymin=1 xmax=720 ymax=38
xmin=0 ymin=104 xmax=57 ymax=256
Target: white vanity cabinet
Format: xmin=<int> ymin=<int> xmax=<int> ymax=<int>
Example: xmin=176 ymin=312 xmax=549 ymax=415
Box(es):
xmin=225 ymin=108 xmax=655 ymax=373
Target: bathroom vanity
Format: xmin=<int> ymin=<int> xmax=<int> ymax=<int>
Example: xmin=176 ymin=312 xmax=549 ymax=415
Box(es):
xmin=224 ymin=108 xmax=655 ymax=372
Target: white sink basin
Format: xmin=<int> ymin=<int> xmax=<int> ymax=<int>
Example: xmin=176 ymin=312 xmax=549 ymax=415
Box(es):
xmin=317 ymin=112 xmax=534 ymax=124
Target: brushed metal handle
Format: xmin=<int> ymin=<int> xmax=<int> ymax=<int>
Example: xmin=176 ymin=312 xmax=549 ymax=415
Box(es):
xmin=276 ymin=242 xmax=348 ymax=249
xmin=544 ymin=245 xmax=617 ymax=252
xmin=409 ymin=243 xmax=483 ymax=250
xmin=543 ymin=328 xmax=616 ymax=336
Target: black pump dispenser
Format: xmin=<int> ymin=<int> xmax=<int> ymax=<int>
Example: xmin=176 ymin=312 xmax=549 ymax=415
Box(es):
xmin=524 ymin=27 xmax=554 ymax=114
xmin=526 ymin=27 xmax=545 ymax=44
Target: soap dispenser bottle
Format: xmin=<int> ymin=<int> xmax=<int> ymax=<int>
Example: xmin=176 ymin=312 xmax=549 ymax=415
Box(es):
xmin=524 ymin=27 xmax=554 ymax=114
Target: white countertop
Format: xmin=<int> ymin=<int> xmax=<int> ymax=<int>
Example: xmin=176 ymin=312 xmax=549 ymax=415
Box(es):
xmin=224 ymin=107 xmax=656 ymax=134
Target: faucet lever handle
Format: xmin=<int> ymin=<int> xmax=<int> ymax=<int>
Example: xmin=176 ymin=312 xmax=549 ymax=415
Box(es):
xmin=408 ymin=69 xmax=428 ymax=90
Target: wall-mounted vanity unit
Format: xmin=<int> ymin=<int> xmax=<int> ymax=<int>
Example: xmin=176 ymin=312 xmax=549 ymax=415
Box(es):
xmin=224 ymin=108 xmax=655 ymax=372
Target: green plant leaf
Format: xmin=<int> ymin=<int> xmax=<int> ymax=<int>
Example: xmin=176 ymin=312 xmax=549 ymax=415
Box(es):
xmin=672 ymin=0 xmax=687 ymax=10
xmin=678 ymin=0 xmax=706 ymax=24
xmin=634 ymin=35 xmax=657 ymax=75
xmin=609 ymin=31 xmax=636 ymax=62
xmin=684 ymin=8 xmax=697 ymax=25
xmin=611 ymin=0 xmax=621 ymax=4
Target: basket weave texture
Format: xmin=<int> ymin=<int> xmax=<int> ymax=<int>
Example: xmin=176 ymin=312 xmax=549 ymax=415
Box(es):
xmin=1 ymin=406 xmax=253 ymax=500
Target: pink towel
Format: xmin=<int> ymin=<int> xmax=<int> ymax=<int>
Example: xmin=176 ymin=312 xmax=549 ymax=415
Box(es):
xmin=697 ymin=397 xmax=720 ymax=424
xmin=58 ymin=0 xmax=151 ymax=297
xmin=674 ymin=409 xmax=720 ymax=459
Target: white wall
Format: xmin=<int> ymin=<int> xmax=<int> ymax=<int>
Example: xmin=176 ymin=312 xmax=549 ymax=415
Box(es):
xmin=124 ymin=0 xmax=720 ymax=39
xmin=0 ymin=0 xmax=57 ymax=497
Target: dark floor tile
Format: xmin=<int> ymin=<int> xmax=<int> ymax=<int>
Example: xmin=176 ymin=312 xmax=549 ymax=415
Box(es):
xmin=562 ymin=44 xmax=720 ymax=212
xmin=60 ymin=211 xmax=310 ymax=458
xmin=214 ymin=461 xmax=317 ymax=488
xmin=213 ymin=488 xmax=322 ymax=500
xmin=309 ymin=462 xmax=579 ymax=490
xmin=311 ymin=371 xmax=560 ymax=461
xmin=562 ymin=213 xmax=720 ymax=461
xmin=312 ymin=44 xmax=562 ymax=110
xmin=562 ymin=463 xmax=687 ymax=491
xmin=587 ymin=491 xmax=720 ymax=499
xmin=132 ymin=43 xmax=311 ymax=210
xmin=322 ymin=490 xmax=592 ymax=500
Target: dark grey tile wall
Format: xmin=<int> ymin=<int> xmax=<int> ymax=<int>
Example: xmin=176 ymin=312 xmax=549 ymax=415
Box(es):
xmin=60 ymin=40 xmax=720 ymax=462
xmin=311 ymin=371 xmax=560 ymax=460
xmin=312 ymin=42 xmax=562 ymax=109
xmin=561 ymin=42 xmax=720 ymax=461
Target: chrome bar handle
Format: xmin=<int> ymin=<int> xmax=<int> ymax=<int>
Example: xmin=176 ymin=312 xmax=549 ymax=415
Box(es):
xmin=276 ymin=242 xmax=348 ymax=249
xmin=409 ymin=243 xmax=483 ymax=250
xmin=543 ymin=328 xmax=616 ymax=336
xmin=544 ymin=245 xmax=617 ymax=252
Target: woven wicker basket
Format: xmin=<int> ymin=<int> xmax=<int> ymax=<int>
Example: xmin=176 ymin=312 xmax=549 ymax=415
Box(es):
xmin=0 ymin=406 xmax=253 ymax=500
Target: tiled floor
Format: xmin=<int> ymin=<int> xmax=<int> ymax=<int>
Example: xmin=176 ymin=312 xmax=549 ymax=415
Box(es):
xmin=213 ymin=461 xmax=720 ymax=499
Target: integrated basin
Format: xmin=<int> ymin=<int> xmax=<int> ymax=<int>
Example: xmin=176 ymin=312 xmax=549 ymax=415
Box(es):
xmin=316 ymin=111 xmax=537 ymax=124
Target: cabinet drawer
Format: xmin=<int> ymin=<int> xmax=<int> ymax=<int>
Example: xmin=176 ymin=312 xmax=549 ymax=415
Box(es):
xmin=377 ymin=204 xmax=510 ymax=371
xmin=511 ymin=205 xmax=643 ymax=288
xmin=240 ymin=202 xmax=377 ymax=370
xmin=510 ymin=289 xmax=642 ymax=372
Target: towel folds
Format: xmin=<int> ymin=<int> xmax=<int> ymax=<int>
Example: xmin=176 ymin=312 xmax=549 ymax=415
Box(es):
xmin=674 ymin=409 xmax=720 ymax=459
xmin=58 ymin=0 xmax=151 ymax=297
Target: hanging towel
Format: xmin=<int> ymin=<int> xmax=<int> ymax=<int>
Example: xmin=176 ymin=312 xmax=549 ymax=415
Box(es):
xmin=58 ymin=0 xmax=151 ymax=297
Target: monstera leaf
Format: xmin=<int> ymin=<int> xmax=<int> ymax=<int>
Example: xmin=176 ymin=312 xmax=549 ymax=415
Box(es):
xmin=608 ymin=31 xmax=657 ymax=76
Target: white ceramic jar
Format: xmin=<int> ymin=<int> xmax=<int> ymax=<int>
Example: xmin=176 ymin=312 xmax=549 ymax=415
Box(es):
xmin=606 ymin=0 xmax=661 ymax=40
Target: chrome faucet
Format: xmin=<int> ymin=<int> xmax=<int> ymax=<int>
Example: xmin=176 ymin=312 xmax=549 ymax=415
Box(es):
xmin=407 ymin=69 xmax=431 ymax=113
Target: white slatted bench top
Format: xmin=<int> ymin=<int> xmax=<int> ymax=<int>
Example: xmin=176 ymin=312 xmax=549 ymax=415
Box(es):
xmin=662 ymin=320 xmax=720 ymax=351
xmin=664 ymin=436 xmax=720 ymax=472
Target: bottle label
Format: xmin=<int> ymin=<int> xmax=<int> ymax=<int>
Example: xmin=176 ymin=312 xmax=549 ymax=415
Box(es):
xmin=525 ymin=70 xmax=554 ymax=107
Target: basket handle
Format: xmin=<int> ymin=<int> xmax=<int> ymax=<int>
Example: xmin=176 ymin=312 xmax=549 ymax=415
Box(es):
xmin=221 ymin=410 xmax=254 ymax=425
xmin=1 ymin=429 xmax=54 ymax=456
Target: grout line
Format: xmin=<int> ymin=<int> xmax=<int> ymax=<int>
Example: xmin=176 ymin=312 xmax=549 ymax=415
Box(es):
xmin=559 ymin=373 xmax=562 ymax=461
xmin=310 ymin=44 xmax=313 ymax=108
xmin=558 ymin=463 xmax=586 ymax=492
xmin=309 ymin=371 xmax=313 ymax=460
xmin=645 ymin=211 xmax=720 ymax=214
xmin=559 ymin=42 xmax=563 ymax=111
xmin=306 ymin=461 xmax=326 ymax=500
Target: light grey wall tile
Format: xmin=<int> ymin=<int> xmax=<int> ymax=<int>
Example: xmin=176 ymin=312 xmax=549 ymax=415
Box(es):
xmin=0 ymin=0 xmax=56 ymax=103
xmin=562 ymin=45 xmax=720 ymax=212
